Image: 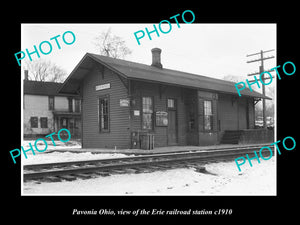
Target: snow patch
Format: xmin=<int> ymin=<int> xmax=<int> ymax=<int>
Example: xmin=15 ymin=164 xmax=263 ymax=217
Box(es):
xmin=23 ymin=158 xmax=276 ymax=195
xmin=22 ymin=151 xmax=134 ymax=165
xmin=21 ymin=139 xmax=134 ymax=165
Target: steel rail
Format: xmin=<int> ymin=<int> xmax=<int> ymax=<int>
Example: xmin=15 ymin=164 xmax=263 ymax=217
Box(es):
xmin=24 ymin=144 xmax=268 ymax=170
xmin=23 ymin=145 xmax=273 ymax=181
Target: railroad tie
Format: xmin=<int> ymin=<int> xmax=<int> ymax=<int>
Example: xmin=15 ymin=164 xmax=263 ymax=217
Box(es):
xmin=94 ymin=171 xmax=110 ymax=177
xmin=123 ymin=168 xmax=137 ymax=173
xmin=111 ymin=169 xmax=127 ymax=174
xmin=43 ymin=176 xmax=61 ymax=182
xmin=76 ymin=173 xmax=93 ymax=179
xmin=58 ymin=175 xmax=77 ymax=181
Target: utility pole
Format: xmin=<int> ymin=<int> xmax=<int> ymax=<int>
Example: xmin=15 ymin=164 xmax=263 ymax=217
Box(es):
xmin=246 ymin=49 xmax=275 ymax=128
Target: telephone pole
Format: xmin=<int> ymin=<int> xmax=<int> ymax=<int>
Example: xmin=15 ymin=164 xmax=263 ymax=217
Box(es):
xmin=246 ymin=49 xmax=275 ymax=128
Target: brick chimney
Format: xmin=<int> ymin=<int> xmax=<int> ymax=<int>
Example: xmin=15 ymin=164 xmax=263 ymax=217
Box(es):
xmin=24 ymin=70 xmax=29 ymax=80
xmin=151 ymin=48 xmax=163 ymax=69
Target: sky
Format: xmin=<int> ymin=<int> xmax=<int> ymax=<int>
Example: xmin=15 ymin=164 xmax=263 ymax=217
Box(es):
xmin=21 ymin=23 xmax=276 ymax=81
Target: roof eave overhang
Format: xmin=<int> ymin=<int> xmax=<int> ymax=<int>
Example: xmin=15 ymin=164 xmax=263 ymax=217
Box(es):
xmin=58 ymin=53 xmax=90 ymax=94
xmin=59 ymin=53 xmax=272 ymax=100
xmin=58 ymin=53 xmax=129 ymax=95
xmin=128 ymin=77 xmax=271 ymax=99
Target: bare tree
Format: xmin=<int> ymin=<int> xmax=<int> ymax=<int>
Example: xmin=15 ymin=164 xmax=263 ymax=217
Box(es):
xmin=94 ymin=28 xmax=132 ymax=59
xmin=23 ymin=59 xmax=67 ymax=82
xmin=222 ymin=74 xmax=245 ymax=83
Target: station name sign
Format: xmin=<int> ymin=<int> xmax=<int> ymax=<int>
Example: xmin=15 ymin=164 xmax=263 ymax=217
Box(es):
xmin=95 ymin=83 xmax=110 ymax=91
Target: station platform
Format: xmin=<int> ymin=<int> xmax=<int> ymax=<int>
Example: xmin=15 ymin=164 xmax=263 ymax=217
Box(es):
xmin=47 ymin=143 xmax=271 ymax=155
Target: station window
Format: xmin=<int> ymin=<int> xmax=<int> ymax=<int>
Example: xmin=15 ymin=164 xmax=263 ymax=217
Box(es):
xmin=204 ymin=100 xmax=213 ymax=131
xmin=99 ymin=96 xmax=109 ymax=132
xmin=142 ymin=97 xmax=153 ymax=130
xmin=167 ymin=98 xmax=175 ymax=108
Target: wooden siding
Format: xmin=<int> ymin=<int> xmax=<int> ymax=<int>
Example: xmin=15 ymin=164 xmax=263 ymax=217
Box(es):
xmin=218 ymin=94 xmax=238 ymax=130
xmin=80 ymin=65 xmax=256 ymax=149
xmin=248 ymin=98 xmax=255 ymax=129
xmin=82 ymin=65 xmax=130 ymax=148
xmin=217 ymin=94 xmax=251 ymax=131
xmin=130 ymin=81 xmax=187 ymax=147
xmin=185 ymin=89 xmax=198 ymax=145
xmin=238 ymin=97 xmax=247 ymax=129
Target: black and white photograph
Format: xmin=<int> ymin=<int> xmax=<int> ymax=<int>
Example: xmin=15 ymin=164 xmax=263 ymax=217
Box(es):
xmin=20 ymin=23 xmax=277 ymax=195
xmin=4 ymin=5 xmax=298 ymax=222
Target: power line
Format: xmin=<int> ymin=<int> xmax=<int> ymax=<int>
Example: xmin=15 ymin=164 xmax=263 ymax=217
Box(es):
xmin=246 ymin=49 xmax=275 ymax=57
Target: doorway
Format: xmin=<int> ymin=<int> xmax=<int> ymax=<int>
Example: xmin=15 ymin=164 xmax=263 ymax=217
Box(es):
xmin=167 ymin=98 xmax=178 ymax=145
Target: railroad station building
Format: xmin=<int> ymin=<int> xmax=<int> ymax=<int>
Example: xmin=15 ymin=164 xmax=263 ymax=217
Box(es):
xmin=59 ymin=48 xmax=273 ymax=149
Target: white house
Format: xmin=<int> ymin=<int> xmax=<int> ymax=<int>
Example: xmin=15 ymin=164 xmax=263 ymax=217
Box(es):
xmin=23 ymin=76 xmax=81 ymax=139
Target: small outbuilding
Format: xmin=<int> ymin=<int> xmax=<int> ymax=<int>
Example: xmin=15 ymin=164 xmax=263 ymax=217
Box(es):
xmin=59 ymin=48 xmax=272 ymax=149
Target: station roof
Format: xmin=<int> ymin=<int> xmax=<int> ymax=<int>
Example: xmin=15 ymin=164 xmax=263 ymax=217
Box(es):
xmin=59 ymin=53 xmax=271 ymax=99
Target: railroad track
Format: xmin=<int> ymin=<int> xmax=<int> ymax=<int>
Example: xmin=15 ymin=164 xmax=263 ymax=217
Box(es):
xmin=23 ymin=145 xmax=273 ymax=182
